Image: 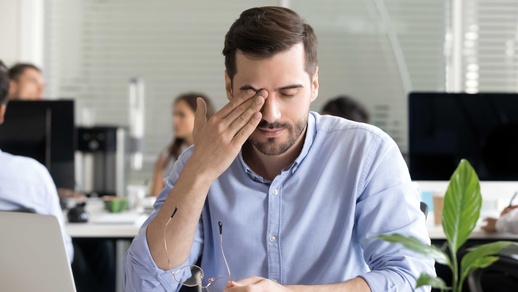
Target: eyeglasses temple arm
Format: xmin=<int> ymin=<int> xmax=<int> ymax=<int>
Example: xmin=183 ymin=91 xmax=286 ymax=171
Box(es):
xmin=218 ymin=221 xmax=232 ymax=282
xmin=164 ymin=206 xmax=179 ymax=270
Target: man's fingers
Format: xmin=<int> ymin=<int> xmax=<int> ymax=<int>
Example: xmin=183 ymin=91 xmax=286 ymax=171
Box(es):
xmin=226 ymin=89 xmax=266 ymax=136
xmin=218 ymin=89 xmax=257 ymax=119
xmin=193 ymin=97 xmax=207 ymax=136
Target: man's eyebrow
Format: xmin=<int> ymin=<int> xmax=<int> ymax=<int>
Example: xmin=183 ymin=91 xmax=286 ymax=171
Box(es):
xmin=275 ymin=84 xmax=303 ymax=91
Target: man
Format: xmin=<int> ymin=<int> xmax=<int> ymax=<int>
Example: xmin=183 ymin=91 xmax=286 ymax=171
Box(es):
xmin=0 ymin=60 xmax=73 ymax=262
xmin=124 ymin=6 xmax=434 ymax=291
xmin=8 ymin=63 xmax=45 ymax=100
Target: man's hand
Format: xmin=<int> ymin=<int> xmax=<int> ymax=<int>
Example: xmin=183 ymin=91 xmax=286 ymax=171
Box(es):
xmin=481 ymin=217 xmax=498 ymax=233
xmin=224 ymin=277 xmax=291 ymax=292
xmin=224 ymin=276 xmax=370 ymax=292
xmin=188 ymin=89 xmax=266 ymax=181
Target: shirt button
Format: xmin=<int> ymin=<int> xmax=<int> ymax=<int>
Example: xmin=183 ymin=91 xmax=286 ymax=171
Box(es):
xmin=272 ymin=189 xmax=278 ymax=196
xmin=292 ymin=166 xmax=298 ymax=172
xmin=269 ymin=235 xmax=276 ymax=242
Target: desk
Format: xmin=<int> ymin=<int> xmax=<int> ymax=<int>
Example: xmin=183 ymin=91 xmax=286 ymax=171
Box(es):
xmin=428 ymin=225 xmax=518 ymax=242
xmin=65 ymin=198 xmax=150 ymax=292
xmin=65 ymin=198 xmax=147 ymax=239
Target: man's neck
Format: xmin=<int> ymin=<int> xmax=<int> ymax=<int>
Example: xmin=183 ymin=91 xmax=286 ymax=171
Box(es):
xmin=243 ymin=131 xmax=306 ymax=181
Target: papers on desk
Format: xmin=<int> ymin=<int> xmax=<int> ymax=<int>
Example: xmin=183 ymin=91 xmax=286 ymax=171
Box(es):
xmin=92 ymin=213 xmax=147 ymax=225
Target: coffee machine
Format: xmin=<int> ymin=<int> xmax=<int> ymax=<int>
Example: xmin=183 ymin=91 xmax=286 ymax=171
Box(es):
xmin=75 ymin=126 xmax=127 ymax=197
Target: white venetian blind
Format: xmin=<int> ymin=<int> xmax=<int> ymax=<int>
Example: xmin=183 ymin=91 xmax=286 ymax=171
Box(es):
xmin=459 ymin=0 xmax=518 ymax=93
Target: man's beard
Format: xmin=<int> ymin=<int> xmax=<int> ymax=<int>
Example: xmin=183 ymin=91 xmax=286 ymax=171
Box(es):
xmin=250 ymin=117 xmax=307 ymax=156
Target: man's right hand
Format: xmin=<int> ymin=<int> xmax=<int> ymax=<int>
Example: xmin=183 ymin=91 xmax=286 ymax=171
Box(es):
xmin=187 ymin=89 xmax=266 ymax=182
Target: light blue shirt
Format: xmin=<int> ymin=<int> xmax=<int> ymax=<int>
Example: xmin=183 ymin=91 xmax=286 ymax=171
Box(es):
xmin=0 ymin=150 xmax=74 ymax=263
xmin=124 ymin=112 xmax=435 ymax=291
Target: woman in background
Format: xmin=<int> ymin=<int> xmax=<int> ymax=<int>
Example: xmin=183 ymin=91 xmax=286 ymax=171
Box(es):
xmin=150 ymin=93 xmax=215 ymax=196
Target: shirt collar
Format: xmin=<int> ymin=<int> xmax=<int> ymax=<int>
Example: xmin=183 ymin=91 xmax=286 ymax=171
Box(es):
xmin=238 ymin=112 xmax=317 ymax=181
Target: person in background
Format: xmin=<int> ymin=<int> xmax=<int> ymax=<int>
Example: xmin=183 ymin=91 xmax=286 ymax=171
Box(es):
xmin=321 ymin=94 xmax=370 ymax=123
xmin=150 ymin=93 xmax=215 ymax=196
xmin=8 ymin=63 xmax=45 ymax=100
xmin=0 ymin=59 xmax=73 ymax=262
xmin=124 ymin=6 xmax=433 ymax=291
xmin=481 ymin=205 xmax=518 ymax=233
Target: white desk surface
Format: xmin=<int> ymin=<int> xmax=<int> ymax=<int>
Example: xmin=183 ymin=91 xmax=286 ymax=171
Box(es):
xmin=427 ymin=225 xmax=518 ymax=240
xmin=65 ymin=198 xmax=148 ymax=238
xmin=66 ymin=197 xmax=518 ymax=241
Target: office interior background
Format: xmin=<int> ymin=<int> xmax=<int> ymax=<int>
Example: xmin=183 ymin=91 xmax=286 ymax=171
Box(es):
xmin=1 ymin=0 xmax=517 ymax=188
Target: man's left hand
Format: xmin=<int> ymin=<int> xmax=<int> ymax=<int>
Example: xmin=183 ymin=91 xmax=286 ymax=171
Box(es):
xmin=224 ymin=276 xmax=291 ymax=292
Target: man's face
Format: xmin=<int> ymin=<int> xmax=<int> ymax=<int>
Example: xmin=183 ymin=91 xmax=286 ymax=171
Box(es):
xmin=10 ymin=68 xmax=45 ymax=100
xmin=225 ymin=43 xmax=319 ymax=156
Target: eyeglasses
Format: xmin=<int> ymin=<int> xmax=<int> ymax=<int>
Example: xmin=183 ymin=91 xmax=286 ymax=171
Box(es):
xmin=164 ymin=207 xmax=232 ymax=291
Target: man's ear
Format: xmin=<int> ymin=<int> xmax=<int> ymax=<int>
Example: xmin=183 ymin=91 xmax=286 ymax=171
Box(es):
xmin=225 ymin=70 xmax=233 ymax=100
xmin=310 ymin=66 xmax=319 ymax=102
xmin=0 ymin=104 xmax=6 ymax=124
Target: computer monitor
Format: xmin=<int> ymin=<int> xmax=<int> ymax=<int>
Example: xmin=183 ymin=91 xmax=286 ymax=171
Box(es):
xmin=408 ymin=92 xmax=518 ymax=181
xmin=0 ymin=100 xmax=75 ymax=189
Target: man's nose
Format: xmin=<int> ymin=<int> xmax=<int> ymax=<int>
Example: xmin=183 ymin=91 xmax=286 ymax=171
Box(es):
xmin=260 ymin=91 xmax=281 ymax=123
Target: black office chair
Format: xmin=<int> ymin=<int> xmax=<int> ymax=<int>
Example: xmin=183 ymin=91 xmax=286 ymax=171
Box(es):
xmin=467 ymin=254 xmax=518 ymax=292
xmin=420 ymin=202 xmax=429 ymax=219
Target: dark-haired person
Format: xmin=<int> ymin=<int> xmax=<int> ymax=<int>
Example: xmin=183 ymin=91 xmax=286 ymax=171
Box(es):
xmin=8 ymin=63 xmax=45 ymax=100
xmin=124 ymin=6 xmax=434 ymax=292
xmin=150 ymin=93 xmax=215 ymax=196
xmin=0 ymin=60 xmax=73 ymax=262
xmin=321 ymin=95 xmax=370 ymax=123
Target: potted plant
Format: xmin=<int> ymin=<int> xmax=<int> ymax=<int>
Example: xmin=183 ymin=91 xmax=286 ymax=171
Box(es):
xmin=379 ymin=159 xmax=518 ymax=292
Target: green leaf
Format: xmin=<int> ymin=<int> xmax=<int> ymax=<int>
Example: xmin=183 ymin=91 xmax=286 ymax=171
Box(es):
xmin=442 ymin=159 xmax=482 ymax=253
xmin=416 ymin=273 xmax=451 ymax=290
xmin=377 ymin=234 xmax=451 ymax=267
xmin=459 ymin=241 xmax=518 ymax=288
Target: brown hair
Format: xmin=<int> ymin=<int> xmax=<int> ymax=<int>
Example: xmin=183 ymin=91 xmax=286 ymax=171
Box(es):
xmin=8 ymin=63 xmax=41 ymax=81
xmin=321 ymin=95 xmax=370 ymax=123
xmin=222 ymin=6 xmax=318 ymax=81
xmin=167 ymin=93 xmax=215 ymax=160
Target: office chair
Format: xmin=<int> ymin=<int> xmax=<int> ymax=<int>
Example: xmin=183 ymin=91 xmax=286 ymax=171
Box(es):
xmin=420 ymin=201 xmax=429 ymax=219
xmin=467 ymin=254 xmax=518 ymax=292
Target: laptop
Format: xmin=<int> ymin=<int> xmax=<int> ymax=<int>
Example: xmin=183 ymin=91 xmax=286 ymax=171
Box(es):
xmin=0 ymin=212 xmax=77 ymax=292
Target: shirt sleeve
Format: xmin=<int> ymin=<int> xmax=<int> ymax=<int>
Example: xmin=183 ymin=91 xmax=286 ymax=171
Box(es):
xmin=496 ymin=209 xmax=518 ymax=233
xmin=355 ymin=136 xmax=436 ymax=291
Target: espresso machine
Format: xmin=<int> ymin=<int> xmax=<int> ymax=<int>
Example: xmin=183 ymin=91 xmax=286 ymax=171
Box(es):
xmin=75 ymin=126 xmax=127 ymax=197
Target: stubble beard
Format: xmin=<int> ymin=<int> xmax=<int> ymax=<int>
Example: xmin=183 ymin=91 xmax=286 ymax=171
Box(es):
xmin=250 ymin=117 xmax=307 ymax=156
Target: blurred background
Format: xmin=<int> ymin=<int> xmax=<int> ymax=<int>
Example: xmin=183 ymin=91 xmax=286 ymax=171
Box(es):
xmin=1 ymin=0 xmax=517 ymax=186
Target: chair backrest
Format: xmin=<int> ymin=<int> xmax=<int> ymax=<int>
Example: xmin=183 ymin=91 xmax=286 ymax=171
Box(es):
xmin=467 ymin=254 xmax=518 ymax=292
xmin=0 ymin=211 xmax=77 ymax=292
xmin=420 ymin=201 xmax=429 ymax=219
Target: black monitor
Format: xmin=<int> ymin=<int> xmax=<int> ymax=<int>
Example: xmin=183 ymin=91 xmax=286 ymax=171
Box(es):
xmin=0 ymin=100 xmax=75 ymax=189
xmin=409 ymin=92 xmax=518 ymax=181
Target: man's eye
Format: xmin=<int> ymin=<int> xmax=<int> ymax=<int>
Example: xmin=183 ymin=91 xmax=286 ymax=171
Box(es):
xmin=280 ymin=91 xmax=296 ymax=98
